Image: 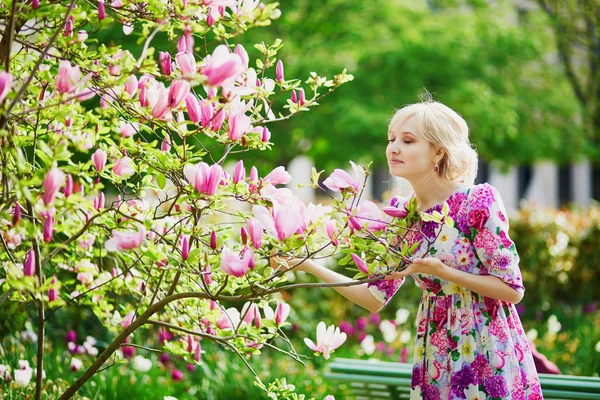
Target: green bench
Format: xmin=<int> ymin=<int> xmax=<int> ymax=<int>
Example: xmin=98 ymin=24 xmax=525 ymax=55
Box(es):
xmin=325 ymin=358 xmax=600 ymax=399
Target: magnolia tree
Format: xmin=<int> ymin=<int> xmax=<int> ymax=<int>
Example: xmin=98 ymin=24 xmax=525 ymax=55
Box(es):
xmin=0 ymin=0 xmax=450 ymax=398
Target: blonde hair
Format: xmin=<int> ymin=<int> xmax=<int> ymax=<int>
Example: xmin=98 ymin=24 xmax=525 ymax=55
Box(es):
xmin=388 ymin=94 xmax=478 ymax=185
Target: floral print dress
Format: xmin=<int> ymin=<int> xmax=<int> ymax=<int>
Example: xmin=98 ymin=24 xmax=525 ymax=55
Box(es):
xmin=368 ymin=183 xmax=543 ymax=400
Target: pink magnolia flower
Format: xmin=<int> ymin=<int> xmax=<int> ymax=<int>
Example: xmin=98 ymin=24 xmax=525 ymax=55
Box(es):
xmin=249 ymin=166 xmax=258 ymax=188
xmin=105 ymin=226 xmax=146 ymax=252
xmin=122 ymin=311 xmax=136 ymax=328
xmin=12 ymin=202 xmax=21 ymax=226
xmin=42 ymin=167 xmax=66 ymax=205
xmin=0 ymin=71 xmax=12 ymax=103
xmin=276 ymin=60 xmax=284 ymax=82
xmin=185 ymin=93 xmax=201 ymax=123
xmin=98 ymin=0 xmax=106 ymax=20
xmin=176 ymin=52 xmax=196 ymax=76
xmin=324 ymin=220 xmax=339 ymax=246
xmin=252 ymin=205 xmax=301 ymax=242
xmin=43 ymin=214 xmax=54 ymax=243
xmin=55 ymin=61 xmax=84 ymax=93
xmin=233 ymin=160 xmax=245 ymax=184
xmin=93 ymin=192 xmax=105 ymax=210
xmin=152 ymin=94 xmax=170 ymax=120
xmin=181 ymin=235 xmax=189 ymax=260
xmin=65 ymin=330 xmax=77 ymax=343
xmin=211 ymin=108 xmax=226 ymax=131
xmin=159 ymin=52 xmax=172 ymax=76
xmin=23 ymin=249 xmax=35 ymax=277
xmin=351 ymin=253 xmax=369 ymax=274
xmin=219 ymin=247 xmax=251 ymax=277
xmin=246 ymin=218 xmax=262 ymax=249
xmin=64 ymin=16 xmax=74 ymax=37
xmin=304 ymin=321 xmax=347 ymax=360
xmin=161 ymin=135 xmax=171 ymax=152
xmin=194 ymin=342 xmax=202 ymax=362
xmin=202 ymin=44 xmax=245 ymax=87
xmin=92 ymin=149 xmax=107 ymax=172
xmin=216 ymin=307 xmax=241 ymax=330
xmin=264 ymin=166 xmax=291 ymax=185
xmin=228 ymin=112 xmax=252 ymax=141
xmin=200 ymin=100 xmax=213 ymax=128
xmin=241 ymin=302 xmax=261 ymax=328
xmin=77 ymin=30 xmax=88 ymax=42
xmin=124 ymin=75 xmax=138 ymax=97
xmin=234 ymin=44 xmax=249 ymax=70
xmin=353 ymin=201 xmax=387 ymax=231
xmin=183 ymin=162 xmax=223 ymax=195
xmin=275 ymin=302 xmax=290 ymax=325
xmin=168 ymin=80 xmax=191 ymax=108
xmin=32 ymin=0 xmax=40 ymax=9
xmin=119 ymin=121 xmax=138 ymax=138
xmin=383 ymin=205 xmax=408 ymax=219
xmin=171 ymin=369 xmax=183 ymax=382
xmin=291 ymin=90 xmax=297 ymax=103
xmin=184 ymin=29 xmax=194 ymax=54
xmin=113 ymin=156 xmax=134 ymax=177
xmin=298 ymin=88 xmax=306 ymax=106
xmin=210 ymin=230 xmax=217 ymax=250
xmin=64 ymin=174 xmax=73 ymax=198
xmin=48 ymin=276 xmax=58 ymax=301
xmin=261 ymin=126 xmax=270 ymax=142
xmin=323 ymin=161 xmax=362 ymax=192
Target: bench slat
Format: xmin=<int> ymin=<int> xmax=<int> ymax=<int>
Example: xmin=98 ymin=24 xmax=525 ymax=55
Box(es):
xmin=327 ymin=358 xmax=600 ymax=400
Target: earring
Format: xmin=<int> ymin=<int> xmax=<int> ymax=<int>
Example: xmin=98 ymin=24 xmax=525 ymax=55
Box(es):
xmin=433 ymin=164 xmax=439 ymax=173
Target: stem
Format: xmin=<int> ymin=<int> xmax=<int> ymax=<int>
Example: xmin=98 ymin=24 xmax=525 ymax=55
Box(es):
xmin=57 ymin=291 xmax=242 ymax=399
xmin=27 ymin=202 xmax=45 ymax=400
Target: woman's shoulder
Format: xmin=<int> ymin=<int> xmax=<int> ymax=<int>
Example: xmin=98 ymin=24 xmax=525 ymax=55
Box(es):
xmin=389 ymin=195 xmax=410 ymax=208
xmin=464 ymin=182 xmax=502 ymax=211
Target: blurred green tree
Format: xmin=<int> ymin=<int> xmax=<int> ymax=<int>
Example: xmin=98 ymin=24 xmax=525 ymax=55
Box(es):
xmin=535 ymin=0 xmax=600 ymax=154
xmin=236 ymin=0 xmax=587 ymax=172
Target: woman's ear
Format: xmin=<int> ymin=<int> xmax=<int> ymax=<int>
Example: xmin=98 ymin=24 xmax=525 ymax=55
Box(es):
xmin=433 ymin=148 xmax=445 ymax=164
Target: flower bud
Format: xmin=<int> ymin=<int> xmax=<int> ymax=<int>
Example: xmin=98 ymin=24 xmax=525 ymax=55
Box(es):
xmin=276 ymin=60 xmax=284 ymax=83
xmin=64 ymin=174 xmax=73 ymax=198
xmin=210 ymin=230 xmax=217 ymax=250
xmin=181 ymin=235 xmax=189 ymax=261
xmin=98 ymin=0 xmax=106 ymax=21
xmin=24 ymin=249 xmax=35 ymax=277
xmin=48 ymin=276 xmax=58 ymax=302
xmin=12 ymin=202 xmax=21 ymax=226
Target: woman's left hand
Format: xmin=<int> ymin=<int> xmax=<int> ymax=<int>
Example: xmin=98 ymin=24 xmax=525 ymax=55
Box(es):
xmin=384 ymin=257 xmax=446 ymax=280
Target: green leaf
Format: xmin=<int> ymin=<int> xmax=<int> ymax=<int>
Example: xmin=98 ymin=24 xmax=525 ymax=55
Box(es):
xmin=156 ymin=173 xmax=166 ymax=189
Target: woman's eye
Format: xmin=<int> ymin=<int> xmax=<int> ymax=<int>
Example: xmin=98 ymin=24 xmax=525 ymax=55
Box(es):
xmin=404 ymin=140 xmax=412 ymax=144
xmin=387 ymin=139 xmax=394 ymax=143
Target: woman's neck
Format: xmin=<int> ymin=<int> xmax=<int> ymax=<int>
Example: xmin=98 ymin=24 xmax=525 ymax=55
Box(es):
xmin=411 ymin=178 xmax=462 ymax=212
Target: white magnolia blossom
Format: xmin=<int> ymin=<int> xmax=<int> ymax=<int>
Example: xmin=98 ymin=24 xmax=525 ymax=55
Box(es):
xmin=547 ymin=315 xmax=562 ymax=335
xmin=400 ymin=330 xmax=411 ymax=344
xmin=132 ymin=355 xmax=152 ymax=372
xmin=379 ymin=320 xmax=398 ymax=344
xmin=14 ymin=368 xmax=33 ymax=387
xmin=70 ymin=358 xmax=83 ymax=371
xmin=360 ymin=335 xmax=375 ymax=355
xmin=395 ymin=308 xmax=410 ymax=325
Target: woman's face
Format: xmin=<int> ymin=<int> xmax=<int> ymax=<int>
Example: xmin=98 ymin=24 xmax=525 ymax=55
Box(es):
xmin=386 ymin=116 xmax=438 ymax=181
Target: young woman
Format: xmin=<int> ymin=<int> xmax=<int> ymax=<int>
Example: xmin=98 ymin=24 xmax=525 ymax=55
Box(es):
xmin=275 ymin=99 xmax=543 ymax=399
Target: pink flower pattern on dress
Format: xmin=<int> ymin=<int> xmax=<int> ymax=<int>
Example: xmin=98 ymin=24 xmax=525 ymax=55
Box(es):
xmin=369 ymin=183 xmax=540 ymax=399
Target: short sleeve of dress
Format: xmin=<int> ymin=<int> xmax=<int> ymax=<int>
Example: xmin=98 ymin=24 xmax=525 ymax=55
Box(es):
xmin=367 ymin=196 xmax=406 ymax=305
xmin=467 ymin=183 xmax=525 ymax=295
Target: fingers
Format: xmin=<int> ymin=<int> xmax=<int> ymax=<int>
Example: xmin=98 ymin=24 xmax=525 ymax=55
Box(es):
xmin=385 ymin=271 xmax=408 ymax=280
